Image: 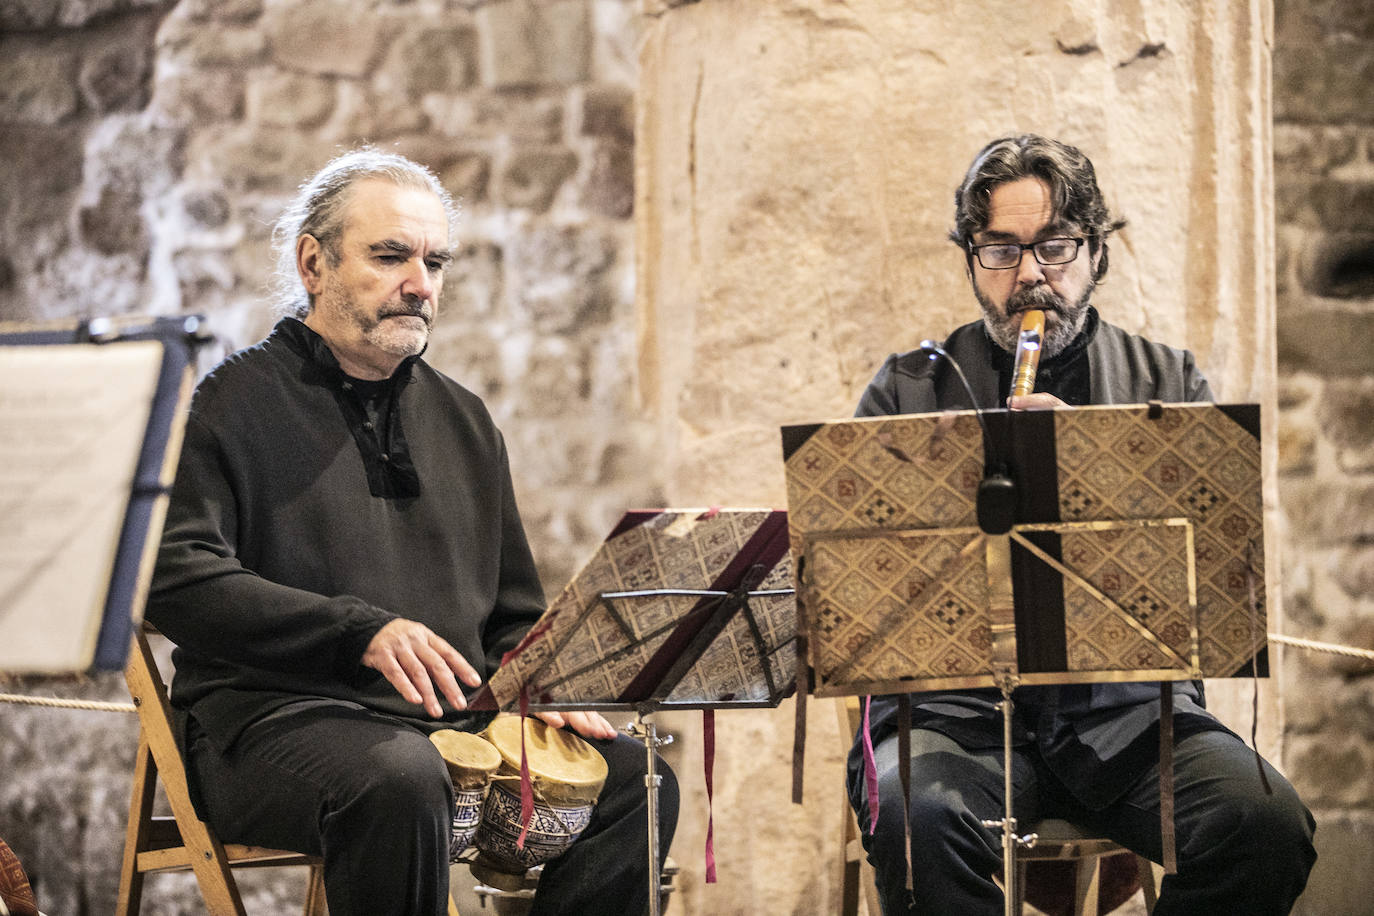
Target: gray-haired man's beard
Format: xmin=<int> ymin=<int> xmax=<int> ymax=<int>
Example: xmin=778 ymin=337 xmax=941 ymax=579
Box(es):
xmin=976 ymin=282 xmax=1093 ymax=358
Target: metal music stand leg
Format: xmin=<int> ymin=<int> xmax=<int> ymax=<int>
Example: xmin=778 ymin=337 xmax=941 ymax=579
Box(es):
xmin=980 ymin=680 xmax=1038 ymax=916
xmin=627 ymin=709 xmax=673 ymax=916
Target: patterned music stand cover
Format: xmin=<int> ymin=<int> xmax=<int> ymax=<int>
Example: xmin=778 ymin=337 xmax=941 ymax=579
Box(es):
xmin=476 ymin=509 xmax=797 ymax=712
xmin=782 ymin=403 xmax=1267 ymax=697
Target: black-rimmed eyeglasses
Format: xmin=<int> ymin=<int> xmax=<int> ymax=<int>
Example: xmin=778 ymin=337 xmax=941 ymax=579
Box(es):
xmin=968 ymin=237 xmax=1085 ymax=270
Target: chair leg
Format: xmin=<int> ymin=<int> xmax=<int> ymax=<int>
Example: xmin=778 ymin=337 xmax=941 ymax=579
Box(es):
xmin=302 ymin=865 xmax=327 ymax=916
xmin=1070 ymin=855 xmax=1102 ymax=916
xmin=115 ymin=736 xmax=157 ymax=916
xmin=1137 ymin=856 xmax=1160 ymax=914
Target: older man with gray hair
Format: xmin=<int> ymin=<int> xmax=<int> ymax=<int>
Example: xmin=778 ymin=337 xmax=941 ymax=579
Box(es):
xmin=149 ymin=148 xmax=677 ymax=915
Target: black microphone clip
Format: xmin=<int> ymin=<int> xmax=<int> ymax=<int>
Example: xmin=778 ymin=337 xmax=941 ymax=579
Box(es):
xmin=918 ymin=339 xmax=1018 ymax=535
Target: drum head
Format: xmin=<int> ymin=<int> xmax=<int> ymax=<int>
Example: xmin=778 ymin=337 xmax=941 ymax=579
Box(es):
xmin=429 ymin=729 xmax=502 ymax=790
xmin=482 ymin=714 xmax=609 ymax=805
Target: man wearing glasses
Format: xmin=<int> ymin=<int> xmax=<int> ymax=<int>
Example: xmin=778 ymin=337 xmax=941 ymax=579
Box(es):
xmin=846 ymin=135 xmax=1315 ymax=914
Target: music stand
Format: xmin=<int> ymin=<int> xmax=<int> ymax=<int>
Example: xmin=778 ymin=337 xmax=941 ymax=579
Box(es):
xmin=0 ymin=315 xmax=210 ymax=673
xmin=471 ymin=508 xmax=799 ymax=916
xmin=782 ymin=402 xmax=1268 ymax=913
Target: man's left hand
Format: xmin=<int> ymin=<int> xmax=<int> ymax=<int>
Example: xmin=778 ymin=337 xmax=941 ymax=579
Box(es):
xmin=533 ymin=709 xmax=620 ymax=741
xmin=1007 ymin=392 xmax=1070 ymax=410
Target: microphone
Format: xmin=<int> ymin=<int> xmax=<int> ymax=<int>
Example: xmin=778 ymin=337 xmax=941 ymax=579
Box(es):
xmin=917 ymin=339 xmax=1016 ymax=535
xmin=1010 ymin=309 xmax=1044 ymax=399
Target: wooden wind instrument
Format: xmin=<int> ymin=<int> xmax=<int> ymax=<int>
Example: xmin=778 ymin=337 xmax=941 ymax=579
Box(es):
xmin=1010 ymin=308 xmax=1045 ymax=398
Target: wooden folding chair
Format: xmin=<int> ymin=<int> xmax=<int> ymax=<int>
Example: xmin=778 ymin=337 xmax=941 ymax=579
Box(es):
xmin=115 ymin=626 xmax=325 ymax=916
xmin=835 ymin=697 xmax=1156 ymax=916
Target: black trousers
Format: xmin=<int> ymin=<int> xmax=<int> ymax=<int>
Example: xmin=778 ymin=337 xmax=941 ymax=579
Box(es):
xmin=848 ymin=727 xmax=1315 ymax=916
xmin=186 ymin=703 xmax=678 ymax=916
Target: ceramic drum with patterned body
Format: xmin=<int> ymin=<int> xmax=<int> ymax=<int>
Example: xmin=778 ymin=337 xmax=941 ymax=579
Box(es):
xmin=473 ymin=714 xmax=608 ymax=873
xmin=429 ymin=729 xmax=502 ymax=861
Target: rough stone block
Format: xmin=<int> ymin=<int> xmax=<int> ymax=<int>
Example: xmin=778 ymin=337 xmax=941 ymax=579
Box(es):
xmin=319 ymin=82 xmax=428 ymax=141
xmin=439 ymin=153 xmax=491 ymax=205
xmin=1312 ymin=181 xmax=1374 ymax=233
xmin=0 ymin=0 xmax=165 ymax=30
xmin=1277 ymin=419 xmax=1316 ymax=475
xmin=0 ymin=42 xmax=80 ymax=125
xmin=1299 ymin=231 xmax=1374 ymax=299
xmin=497 ymin=146 xmax=579 ymax=212
xmin=422 ymin=89 xmax=564 ymax=142
xmin=386 ymin=137 xmax=491 ymax=203
xmin=1331 ymin=673 xmax=1374 ymax=740
xmin=1316 ymin=378 xmax=1374 ymax=450
xmin=77 ymin=15 xmax=158 ymax=114
xmin=1293 ymin=812 xmax=1374 ymax=916
xmin=590 ymin=0 xmax=639 ymax=85
xmin=263 ymin=0 xmax=389 ymax=77
xmin=1274 ymin=42 xmax=1374 ymax=124
xmin=1331 ymin=545 xmax=1374 ymax=604
xmin=179 ymin=187 xmax=232 ymax=230
xmin=1275 ymin=0 xmax=1374 ymax=46
xmin=185 ymin=123 xmax=332 ymax=193
xmin=1277 ymin=371 xmax=1322 ymax=411
xmin=579 ymin=138 xmax=633 ymax=218
xmin=1276 ymin=176 xmax=1323 ymax=227
xmin=160 ymin=23 xmax=267 ymax=69
xmin=1280 ymin=478 xmax=1374 ymax=543
xmin=506 ymin=223 xmax=615 ymax=332
xmin=375 ymin=25 xmax=478 ymax=98
xmin=151 ymin=66 xmax=245 ymax=123
xmin=437 ymin=240 xmax=504 ymax=320
xmin=79 ymin=185 xmax=149 ymax=255
xmin=246 ymin=70 xmax=336 ymax=129
xmin=1287 ymin=733 xmax=1374 ymax=805
xmin=175 ymin=0 xmax=263 ymax=22
xmin=578 ymin=84 xmax=633 ymax=142
xmin=1328 ymin=617 xmax=1374 ymax=677
xmin=1282 ymin=660 xmax=1341 ymax=733
xmin=1277 ymin=306 xmax=1374 ymax=374
xmin=476 ymin=0 xmax=591 ymax=88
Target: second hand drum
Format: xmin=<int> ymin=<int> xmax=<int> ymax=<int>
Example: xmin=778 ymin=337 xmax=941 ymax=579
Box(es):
xmin=473 ymin=714 xmax=609 ymax=875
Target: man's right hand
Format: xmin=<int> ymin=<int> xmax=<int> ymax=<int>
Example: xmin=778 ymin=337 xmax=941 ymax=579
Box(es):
xmin=361 ymin=619 xmax=482 ymax=718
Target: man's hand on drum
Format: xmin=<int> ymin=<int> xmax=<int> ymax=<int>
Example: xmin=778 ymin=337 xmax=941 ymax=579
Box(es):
xmin=362 ymin=619 xmax=482 ymax=718
xmin=534 ymin=710 xmax=620 ymax=741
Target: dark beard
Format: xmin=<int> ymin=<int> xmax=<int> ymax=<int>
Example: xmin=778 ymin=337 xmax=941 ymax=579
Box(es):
xmin=976 ymin=282 xmax=1093 ymax=357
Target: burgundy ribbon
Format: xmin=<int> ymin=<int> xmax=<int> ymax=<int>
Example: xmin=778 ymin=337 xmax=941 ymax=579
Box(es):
xmin=704 ymin=709 xmax=718 ymax=883
xmin=516 ymin=688 xmax=534 ymax=850
xmin=862 ymin=695 xmax=879 ymax=834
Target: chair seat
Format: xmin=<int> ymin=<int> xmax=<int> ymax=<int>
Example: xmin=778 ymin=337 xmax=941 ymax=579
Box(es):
xmin=1022 ymin=819 xmax=1135 ymax=861
xmin=133 ymin=817 xmax=320 ymax=875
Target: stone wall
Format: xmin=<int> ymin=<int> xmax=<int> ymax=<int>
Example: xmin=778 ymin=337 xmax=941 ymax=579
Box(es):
xmin=1272 ymin=0 xmax=1374 ymax=912
xmin=0 ymin=1 xmax=657 ymax=913
xmin=0 ymin=0 xmax=1370 ymax=914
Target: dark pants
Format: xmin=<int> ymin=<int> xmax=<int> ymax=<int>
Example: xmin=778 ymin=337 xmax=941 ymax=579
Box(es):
xmin=187 ymin=703 xmax=678 ymax=916
xmin=848 ymin=728 xmax=1315 ymax=916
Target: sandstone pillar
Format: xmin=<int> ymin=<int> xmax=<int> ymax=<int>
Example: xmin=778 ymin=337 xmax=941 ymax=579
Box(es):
xmin=637 ymin=2 xmax=1278 ymax=912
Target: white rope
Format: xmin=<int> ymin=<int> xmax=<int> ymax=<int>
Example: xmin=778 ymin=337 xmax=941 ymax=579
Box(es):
xmin=0 ymin=634 xmax=1364 ymax=715
xmin=0 ymin=692 xmax=135 ymax=713
xmin=1269 ymin=633 xmax=1374 ymax=662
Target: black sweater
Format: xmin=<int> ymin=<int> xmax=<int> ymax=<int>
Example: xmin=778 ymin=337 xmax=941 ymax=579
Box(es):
xmin=147 ymin=319 xmax=545 ymax=750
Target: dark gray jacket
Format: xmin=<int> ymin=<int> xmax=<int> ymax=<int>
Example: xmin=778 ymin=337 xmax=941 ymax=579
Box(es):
xmin=851 ymin=312 xmax=1226 ymax=808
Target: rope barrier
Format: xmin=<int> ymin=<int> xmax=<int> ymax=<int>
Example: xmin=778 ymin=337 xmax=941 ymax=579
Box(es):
xmin=0 ymin=692 xmax=135 ymax=713
xmin=1268 ymin=633 xmax=1374 ymax=662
